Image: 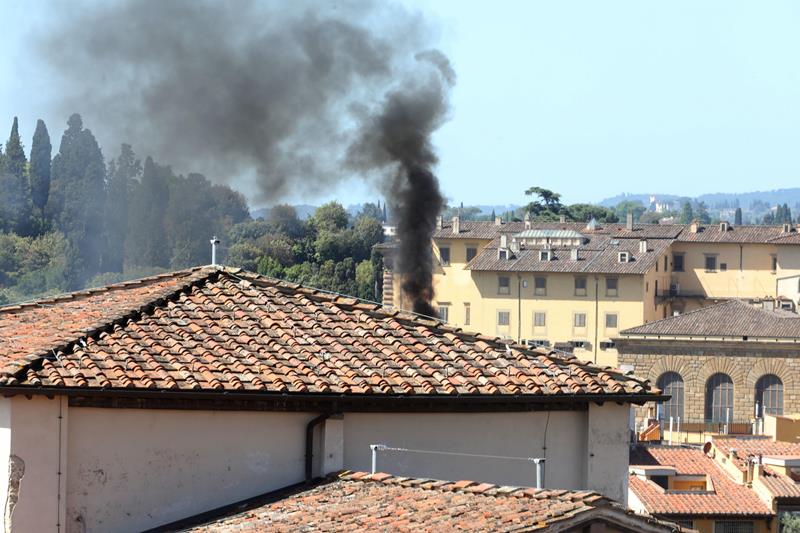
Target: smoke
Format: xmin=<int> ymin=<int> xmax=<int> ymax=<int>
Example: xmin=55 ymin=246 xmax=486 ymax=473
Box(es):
xmin=36 ymin=0 xmax=454 ymax=314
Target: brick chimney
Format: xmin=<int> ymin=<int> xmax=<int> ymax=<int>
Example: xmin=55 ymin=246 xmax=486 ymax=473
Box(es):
xmin=626 ymin=213 xmax=633 ymax=231
xmin=452 ymin=216 xmax=460 ymax=235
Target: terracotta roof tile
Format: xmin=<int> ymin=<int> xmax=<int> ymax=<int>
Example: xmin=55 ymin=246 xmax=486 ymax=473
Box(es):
xmin=0 ymin=267 xmax=655 ymax=399
xmin=629 ymin=445 xmax=773 ymax=517
xmin=678 ymin=224 xmax=800 ymax=244
xmin=620 ymin=299 xmax=800 ymax=338
xmin=182 ymin=471 xmax=687 ymax=532
xmin=712 ymin=437 xmax=800 ymax=499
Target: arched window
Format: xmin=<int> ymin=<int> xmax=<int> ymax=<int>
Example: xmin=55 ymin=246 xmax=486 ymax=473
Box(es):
xmin=657 ymin=372 xmax=684 ymax=421
xmin=706 ymin=373 xmax=734 ymax=422
xmin=755 ymin=375 xmax=783 ymax=417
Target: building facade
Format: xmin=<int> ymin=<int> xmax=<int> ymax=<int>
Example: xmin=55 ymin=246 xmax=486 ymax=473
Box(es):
xmin=385 ymin=218 xmax=800 ymax=368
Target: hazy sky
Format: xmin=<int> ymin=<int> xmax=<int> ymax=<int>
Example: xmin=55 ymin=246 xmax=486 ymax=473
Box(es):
xmin=3 ymin=1 xmax=800 ymax=207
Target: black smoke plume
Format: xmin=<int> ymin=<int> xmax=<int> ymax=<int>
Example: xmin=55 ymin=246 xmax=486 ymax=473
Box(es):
xmin=36 ymin=0 xmax=454 ymax=314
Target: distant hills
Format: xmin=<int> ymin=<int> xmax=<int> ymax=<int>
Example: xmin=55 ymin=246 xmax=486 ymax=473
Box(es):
xmin=600 ymin=188 xmax=800 ymax=209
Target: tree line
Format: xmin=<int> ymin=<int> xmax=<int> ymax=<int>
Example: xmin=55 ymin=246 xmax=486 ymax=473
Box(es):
xmin=0 ymin=114 xmax=386 ymax=305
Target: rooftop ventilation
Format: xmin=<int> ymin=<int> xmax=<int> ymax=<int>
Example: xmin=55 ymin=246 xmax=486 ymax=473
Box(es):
xmin=585 ymin=218 xmax=598 ymax=231
xmin=452 ymin=216 xmax=460 ymax=235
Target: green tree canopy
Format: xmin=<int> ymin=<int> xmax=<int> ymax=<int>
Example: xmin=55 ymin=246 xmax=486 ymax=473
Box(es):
xmin=29 ymin=119 xmax=52 ymax=220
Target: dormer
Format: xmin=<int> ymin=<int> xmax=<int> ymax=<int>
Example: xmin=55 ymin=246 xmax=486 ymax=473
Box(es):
xmin=618 ymin=251 xmax=630 ymax=263
xmin=540 ymin=250 xmax=552 ymax=261
xmin=784 ymin=223 xmax=793 ymax=234
xmin=720 ymin=221 xmax=729 ymax=232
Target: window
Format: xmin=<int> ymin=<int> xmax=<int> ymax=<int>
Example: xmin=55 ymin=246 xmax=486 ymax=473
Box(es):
xmin=673 ymin=254 xmax=684 ymax=272
xmin=439 ymin=247 xmax=450 ymax=266
xmin=772 ymin=255 xmax=778 ymax=272
xmin=497 ymin=311 xmax=510 ymax=326
xmin=438 ymin=305 xmax=449 ymax=322
xmin=657 ymin=372 xmax=684 ymax=421
xmin=605 ymin=277 xmax=618 ymax=297
xmin=605 ymin=313 xmax=618 ymax=329
xmin=574 ymin=276 xmax=587 ymax=296
xmin=498 ymin=276 xmax=511 ymax=295
xmin=463 ymin=303 xmax=471 ymax=326
xmin=706 ymin=373 xmax=734 ymax=422
xmin=720 ymin=263 xmax=727 ymax=271
xmin=618 ymin=251 xmax=629 ymax=263
xmin=705 ymin=255 xmax=717 ymax=272
xmin=574 ymin=313 xmax=587 ymax=328
xmin=534 ymin=312 xmax=546 ymax=327
xmin=499 ymin=249 xmax=509 ymax=260
xmin=713 ymin=521 xmax=754 ymax=533
xmin=664 ymin=256 xmax=668 ymax=271
xmin=466 ymin=247 xmax=477 ymax=262
xmin=534 ymin=276 xmax=547 ymax=296
xmin=755 ymin=374 xmax=783 ymax=416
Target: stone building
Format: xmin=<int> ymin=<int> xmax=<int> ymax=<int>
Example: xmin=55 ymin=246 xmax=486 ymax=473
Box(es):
xmin=616 ymin=300 xmax=800 ymax=426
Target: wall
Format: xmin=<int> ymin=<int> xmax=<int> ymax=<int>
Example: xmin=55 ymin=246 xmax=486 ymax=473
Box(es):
xmin=617 ymin=340 xmax=800 ymax=424
xmin=65 ymin=408 xmax=313 ymax=533
xmin=342 ymin=406 xmax=630 ymax=503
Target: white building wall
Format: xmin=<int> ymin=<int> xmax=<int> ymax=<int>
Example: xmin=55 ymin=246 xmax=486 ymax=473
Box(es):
xmin=586 ymin=402 xmax=631 ymax=505
xmin=342 ymin=411 xmax=589 ymax=493
xmin=64 ymin=408 xmax=313 ymax=533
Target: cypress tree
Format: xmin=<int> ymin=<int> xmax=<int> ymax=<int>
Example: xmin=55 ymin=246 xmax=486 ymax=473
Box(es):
xmin=127 ymin=157 xmax=170 ymax=268
xmin=0 ymin=117 xmax=33 ymax=234
xmin=734 ymin=207 xmax=743 ymax=225
xmin=53 ymin=114 xmax=107 ymax=289
xmin=105 ymin=144 xmax=141 ymax=272
xmin=29 ymin=119 xmax=52 ymax=217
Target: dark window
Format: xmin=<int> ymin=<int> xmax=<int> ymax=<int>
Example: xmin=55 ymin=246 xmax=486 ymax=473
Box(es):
xmin=499 ymin=249 xmax=509 ymax=260
xmin=657 ymin=372 xmax=684 ymax=421
xmin=705 ymin=255 xmax=717 ymax=272
xmin=664 ymin=256 xmax=668 ymax=271
xmin=755 ymin=374 xmax=783 ymax=416
xmin=498 ymin=276 xmax=511 ymax=295
xmin=466 ymin=247 xmax=477 ymax=262
xmin=706 ymin=373 xmax=734 ymax=422
xmin=720 ymin=263 xmax=727 ymax=271
xmin=439 ymin=247 xmax=450 ymax=266
xmin=713 ymin=521 xmax=753 ymax=533
xmin=606 ymin=277 xmax=618 ymax=297
xmin=772 ymin=255 xmax=778 ymax=272
xmin=534 ymin=276 xmax=547 ymax=296
xmin=673 ymin=254 xmax=684 ymax=272
xmin=574 ymin=276 xmax=587 ymax=296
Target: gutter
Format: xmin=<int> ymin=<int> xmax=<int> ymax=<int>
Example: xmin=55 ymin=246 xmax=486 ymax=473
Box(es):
xmin=0 ymin=386 xmax=665 ymax=407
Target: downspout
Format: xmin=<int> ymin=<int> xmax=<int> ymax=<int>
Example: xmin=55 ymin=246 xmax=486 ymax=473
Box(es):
xmin=593 ymin=276 xmax=599 ymax=364
xmin=517 ymin=275 xmax=522 ymax=343
xmin=305 ymin=413 xmax=330 ymax=483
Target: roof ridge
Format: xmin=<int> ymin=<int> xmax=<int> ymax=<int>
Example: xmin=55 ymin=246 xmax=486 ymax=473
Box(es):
xmin=0 ymin=265 xmax=219 ymax=314
xmin=0 ymin=267 xmax=221 ymax=384
xmin=336 ymin=470 xmax=606 ymax=502
xmin=619 ymin=299 xmax=747 ymax=333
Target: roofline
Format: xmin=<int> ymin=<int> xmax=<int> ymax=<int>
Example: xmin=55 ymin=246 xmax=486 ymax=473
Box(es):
xmin=0 ymin=386 xmax=663 ymax=411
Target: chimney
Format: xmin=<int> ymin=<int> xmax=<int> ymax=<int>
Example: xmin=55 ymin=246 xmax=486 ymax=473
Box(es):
xmin=494 ymin=216 xmax=503 ymax=226
xmin=690 ymin=219 xmax=699 ymax=233
xmin=559 ymin=214 xmax=566 ymax=224
xmin=729 ymin=448 xmax=737 ymax=461
xmin=626 ymin=213 xmax=633 ymax=231
xmin=510 ymin=240 xmax=520 ymax=254
xmin=452 ymin=216 xmax=460 ymax=235
xmin=524 ymin=212 xmax=532 ymax=229
xmin=436 ymin=215 xmax=443 ymax=230
xmin=639 ymin=240 xmax=648 ymax=253
xmin=499 ymin=234 xmax=508 ymax=248
xmin=209 ymin=235 xmax=220 ymax=266
xmin=570 ymin=248 xmax=579 ymax=261
xmin=784 ymin=223 xmax=793 ymax=233
xmin=720 ymin=221 xmax=729 ymax=232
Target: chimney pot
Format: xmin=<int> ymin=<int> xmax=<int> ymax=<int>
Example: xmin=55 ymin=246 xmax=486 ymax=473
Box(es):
xmin=452 ymin=216 xmax=460 ymax=235
xmin=495 ymin=216 xmax=503 ymax=226
xmin=436 ymin=215 xmax=443 ymax=230
xmin=626 ymin=213 xmax=634 ymax=231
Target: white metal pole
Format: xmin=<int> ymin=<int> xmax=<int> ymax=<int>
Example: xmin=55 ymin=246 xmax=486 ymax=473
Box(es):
xmin=370 ymin=444 xmax=385 ymax=474
xmin=533 ymin=458 xmax=546 ymax=489
xmin=669 ymin=416 xmax=674 ymax=445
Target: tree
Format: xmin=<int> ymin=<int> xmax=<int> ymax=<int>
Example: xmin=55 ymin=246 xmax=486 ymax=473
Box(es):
xmin=734 ymin=207 xmax=743 ymax=225
xmin=127 ymin=157 xmax=170 ymax=268
xmin=311 ymin=202 xmax=349 ymax=233
xmin=357 ymin=202 xmax=383 ymax=222
xmin=614 ymin=200 xmax=647 ymax=222
xmin=105 ymin=144 xmax=141 ymax=272
xmin=29 ymin=119 xmax=52 ymax=220
xmin=565 ymin=204 xmax=618 ymax=223
xmin=267 ymin=204 xmax=305 ymax=239
xmin=0 ymin=117 xmax=33 ymax=235
xmin=524 ymin=187 xmax=564 ymax=220
xmin=695 ymin=201 xmax=711 ymax=224
xmin=679 ymin=202 xmax=694 ymax=224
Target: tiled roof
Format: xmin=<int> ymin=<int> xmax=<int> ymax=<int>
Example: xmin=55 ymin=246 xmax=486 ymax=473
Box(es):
xmin=629 ymin=446 xmax=773 ymax=517
xmin=712 ymin=437 xmax=800 ymax=499
xmin=0 ymin=267 xmax=655 ymax=400
xmin=434 ymin=220 xmax=685 ymax=241
xmin=620 ymin=300 xmax=800 ymax=338
xmin=182 ymin=471 xmax=687 ymax=532
xmin=434 ymin=220 xmax=525 ymax=240
xmin=677 ymin=224 xmax=800 ymax=244
xmin=467 ymin=236 xmax=672 ymax=275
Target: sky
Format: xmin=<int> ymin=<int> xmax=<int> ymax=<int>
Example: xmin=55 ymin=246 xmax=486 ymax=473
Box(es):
xmin=3 ymin=1 xmax=800 ymax=208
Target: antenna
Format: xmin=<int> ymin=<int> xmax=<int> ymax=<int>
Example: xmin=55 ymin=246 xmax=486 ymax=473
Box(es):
xmin=210 ymin=236 xmax=221 ymax=266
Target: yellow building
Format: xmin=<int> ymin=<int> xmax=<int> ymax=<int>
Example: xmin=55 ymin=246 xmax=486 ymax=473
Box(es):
xmin=384 ymin=217 xmax=800 ymax=368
